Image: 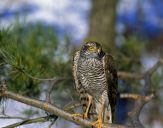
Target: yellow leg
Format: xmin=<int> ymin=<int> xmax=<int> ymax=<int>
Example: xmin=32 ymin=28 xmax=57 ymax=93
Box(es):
xmin=83 ymin=95 xmax=92 ymax=119
xmin=72 ymin=96 xmax=92 ymax=119
xmin=72 ymin=95 xmax=92 ymax=120
xmin=91 ymin=103 xmax=104 ymax=128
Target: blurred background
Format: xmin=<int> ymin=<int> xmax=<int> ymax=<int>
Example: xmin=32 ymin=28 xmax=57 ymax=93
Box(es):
xmin=0 ymin=0 xmax=163 ymax=128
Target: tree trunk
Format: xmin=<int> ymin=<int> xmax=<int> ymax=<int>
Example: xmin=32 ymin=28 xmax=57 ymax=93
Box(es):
xmin=85 ymin=0 xmax=117 ymax=52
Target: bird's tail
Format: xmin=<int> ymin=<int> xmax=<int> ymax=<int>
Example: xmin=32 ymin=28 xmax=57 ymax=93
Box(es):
xmin=103 ymin=103 xmax=113 ymax=123
xmin=78 ymin=88 xmax=92 ymax=118
xmin=89 ymin=100 xmax=113 ymax=123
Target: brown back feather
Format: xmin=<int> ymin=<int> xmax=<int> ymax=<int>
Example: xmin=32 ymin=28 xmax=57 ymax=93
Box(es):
xmin=104 ymin=54 xmax=118 ymax=121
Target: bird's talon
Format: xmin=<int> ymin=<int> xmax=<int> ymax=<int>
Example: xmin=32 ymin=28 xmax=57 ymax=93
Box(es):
xmin=83 ymin=113 xmax=88 ymax=119
xmin=71 ymin=113 xmax=83 ymax=119
xmin=91 ymin=119 xmax=103 ymax=128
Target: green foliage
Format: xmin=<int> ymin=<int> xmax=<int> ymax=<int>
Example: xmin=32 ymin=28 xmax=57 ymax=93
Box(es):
xmin=22 ymin=108 xmax=39 ymax=118
xmin=151 ymin=68 xmax=163 ymax=90
xmin=0 ymin=24 xmax=72 ymax=97
xmin=116 ymin=36 xmax=144 ymax=72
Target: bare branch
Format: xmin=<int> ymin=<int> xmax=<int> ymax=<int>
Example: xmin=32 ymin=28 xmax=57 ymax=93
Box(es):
xmin=2 ymin=116 xmax=50 ymax=128
xmin=144 ymin=59 xmax=163 ymax=76
xmin=118 ymin=72 xmax=143 ymax=79
xmin=1 ymin=101 xmax=80 ymax=128
xmin=0 ymin=86 xmax=127 ymax=128
xmin=126 ymin=59 xmax=163 ymax=128
xmin=120 ymin=93 xmax=154 ymax=100
xmin=118 ymin=59 xmax=163 ymax=80
xmin=45 ymin=78 xmax=64 ymax=103
xmin=0 ymin=115 xmax=27 ymax=120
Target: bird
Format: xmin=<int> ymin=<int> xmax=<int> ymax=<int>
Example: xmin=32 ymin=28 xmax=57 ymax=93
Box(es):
xmin=72 ymin=41 xmax=118 ymax=128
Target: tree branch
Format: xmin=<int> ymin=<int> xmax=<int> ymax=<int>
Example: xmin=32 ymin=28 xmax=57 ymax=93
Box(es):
xmin=118 ymin=72 xmax=143 ymax=79
xmin=2 ymin=116 xmax=51 ymax=128
xmin=0 ymin=115 xmax=27 ymax=120
xmin=0 ymin=85 xmax=126 ymax=128
xmin=1 ymin=101 xmax=81 ymax=128
xmin=120 ymin=93 xmax=154 ymax=100
xmin=24 ymin=71 xmax=66 ymax=81
xmin=118 ymin=59 xmax=163 ymax=80
xmin=126 ymin=59 xmax=163 ymax=128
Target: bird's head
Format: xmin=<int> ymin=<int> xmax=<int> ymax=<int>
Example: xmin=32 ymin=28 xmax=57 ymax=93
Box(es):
xmin=80 ymin=41 xmax=105 ymax=59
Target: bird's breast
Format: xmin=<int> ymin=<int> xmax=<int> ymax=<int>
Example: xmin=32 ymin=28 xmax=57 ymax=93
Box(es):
xmin=78 ymin=58 xmax=107 ymax=96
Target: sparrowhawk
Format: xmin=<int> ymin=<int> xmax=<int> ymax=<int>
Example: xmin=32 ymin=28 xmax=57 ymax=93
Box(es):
xmin=73 ymin=41 xmax=118 ymax=128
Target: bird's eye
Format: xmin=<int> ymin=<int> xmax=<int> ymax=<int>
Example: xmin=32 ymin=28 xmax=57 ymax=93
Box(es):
xmin=88 ymin=46 xmax=94 ymax=51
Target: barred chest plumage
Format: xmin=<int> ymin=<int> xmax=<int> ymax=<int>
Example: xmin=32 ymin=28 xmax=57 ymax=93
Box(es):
xmin=77 ymin=57 xmax=107 ymax=98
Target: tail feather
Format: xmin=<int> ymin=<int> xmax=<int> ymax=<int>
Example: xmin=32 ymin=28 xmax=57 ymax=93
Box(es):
xmin=89 ymin=101 xmax=114 ymax=123
xmin=79 ymin=88 xmax=91 ymax=117
xmin=104 ymin=104 xmax=112 ymax=123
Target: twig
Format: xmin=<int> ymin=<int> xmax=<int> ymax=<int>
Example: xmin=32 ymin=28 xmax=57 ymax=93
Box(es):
xmin=48 ymin=121 xmax=55 ymax=128
xmin=144 ymin=60 xmax=163 ymax=76
xmin=45 ymin=78 xmax=64 ymax=103
xmin=24 ymin=72 xmax=66 ymax=81
xmin=118 ymin=72 xmax=143 ymax=79
xmin=0 ymin=115 xmax=27 ymax=120
xmin=118 ymin=59 xmax=163 ymax=80
xmin=120 ymin=93 xmax=154 ymax=100
xmin=2 ymin=116 xmax=50 ymax=128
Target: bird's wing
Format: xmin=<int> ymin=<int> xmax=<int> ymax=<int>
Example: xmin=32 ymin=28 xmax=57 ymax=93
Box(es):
xmin=103 ymin=54 xmax=118 ymax=120
xmin=73 ymin=51 xmax=93 ymax=118
xmin=72 ymin=51 xmax=81 ymax=94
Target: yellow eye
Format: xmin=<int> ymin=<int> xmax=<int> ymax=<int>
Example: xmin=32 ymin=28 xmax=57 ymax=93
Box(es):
xmin=88 ymin=46 xmax=94 ymax=51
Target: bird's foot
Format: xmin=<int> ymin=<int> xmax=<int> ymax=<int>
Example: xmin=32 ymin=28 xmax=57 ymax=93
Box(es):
xmin=91 ymin=118 xmax=103 ymax=128
xmin=71 ymin=113 xmax=83 ymax=119
xmin=83 ymin=112 xmax=88 ymax=119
